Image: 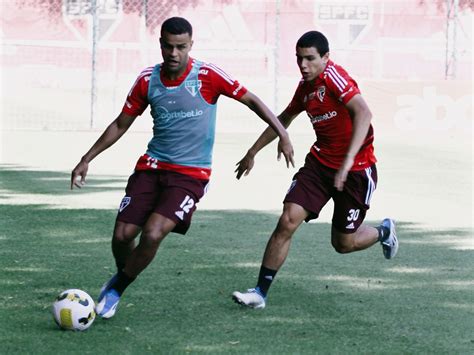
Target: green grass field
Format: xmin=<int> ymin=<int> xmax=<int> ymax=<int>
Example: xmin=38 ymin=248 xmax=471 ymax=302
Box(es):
xmin=1 ymin=166 xmax=473 ymax=354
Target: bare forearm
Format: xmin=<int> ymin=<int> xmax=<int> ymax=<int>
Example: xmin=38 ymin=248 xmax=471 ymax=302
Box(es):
xmin=248 ymin=126 xmax=279 ymax=156
xmin=71 ymin=113 xmax=136 ymax=189
xmin=81 ymin=119 xmax=129 ymax=163
xmin=236 ymin=91 xmax=294 ymax=171
xmin=246 ymin=98 xmax=287 ymax=138
xmin=244 ymin=95 xmax=295 ymax=156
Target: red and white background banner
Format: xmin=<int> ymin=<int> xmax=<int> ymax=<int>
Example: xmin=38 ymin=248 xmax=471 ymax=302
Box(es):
xmin=1 ymin=0 xmax=472 ymax=133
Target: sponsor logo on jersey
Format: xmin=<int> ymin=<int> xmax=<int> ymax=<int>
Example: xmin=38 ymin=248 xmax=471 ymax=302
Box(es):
xmin=175 ymin=210 xmax=184 ymax=220
xmin=317 ymin=86 xmax=326 ymax=102
xmin=119 ymin=196 xmax=131 ymax=212
xmin=156 ymin=106 xmax=204 ymax=121
xmin=199 ymin=69 xmax=209 ymax=75
xmin=308 ymin=110 xmax=337 ymax=124
xmin=185 ymin=80 xmax=202 ymax=97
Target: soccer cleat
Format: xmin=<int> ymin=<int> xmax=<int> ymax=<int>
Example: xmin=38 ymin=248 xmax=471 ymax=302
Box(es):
xmin=98 ymin=273 xmax=118 ymax=300
xmin=380 ymin=218 xmax=398 ymax=259
xmin=232 ymin=288 xmax=266 ymax=309
xmin=95 ymin=289 xmax=120 ymax=319
xmin=96 ymin=274 xmax=120 ymax=319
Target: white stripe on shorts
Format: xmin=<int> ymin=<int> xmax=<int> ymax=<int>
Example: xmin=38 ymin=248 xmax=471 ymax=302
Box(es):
xmin=365 ymin=167 xmax=376 ymax=205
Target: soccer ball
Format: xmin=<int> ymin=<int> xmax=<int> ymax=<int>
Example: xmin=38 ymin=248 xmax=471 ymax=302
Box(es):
xmin=52 ymin=289 xmax=96 ymax=331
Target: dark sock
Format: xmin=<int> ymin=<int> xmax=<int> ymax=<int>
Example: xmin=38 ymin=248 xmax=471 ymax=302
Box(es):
xmin=112 ymin=269 xmax=136 ymax=296
xmin=256 ymin=265 xmax=277 ymax=297
xmin=376 ymin=225 xmax=389 ymax=242
xmin=115 ymin=260 xmax=125 ymax=272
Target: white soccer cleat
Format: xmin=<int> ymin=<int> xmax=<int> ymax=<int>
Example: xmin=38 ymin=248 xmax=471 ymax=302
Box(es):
xmin=232 ymin=288 xmax=266 ymax=309
xmin=380 ymin=218 xmax=399 ymax=259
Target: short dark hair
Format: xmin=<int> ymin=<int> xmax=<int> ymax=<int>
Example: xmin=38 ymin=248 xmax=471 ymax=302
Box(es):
xmin=296 ymin=31 xmax=329 ymax=56
xmin=161 ymin=17 xmax=193 ymax=37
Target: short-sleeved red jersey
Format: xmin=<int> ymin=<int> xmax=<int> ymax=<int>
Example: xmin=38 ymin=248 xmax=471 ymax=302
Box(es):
xmin=284 ymin=60 xmax=376 ymax=171
xmin=122 ymin=58 xmax=247 ymax=117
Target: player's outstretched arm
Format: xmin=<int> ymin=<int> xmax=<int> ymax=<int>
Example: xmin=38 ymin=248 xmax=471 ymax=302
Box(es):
xmin=235 ymin=92 xmax=297 ymax=179
xmin=70 ymin=112 xmax=137 ymax=189
xmin=238 ymin=91 xmax=294 ymax=167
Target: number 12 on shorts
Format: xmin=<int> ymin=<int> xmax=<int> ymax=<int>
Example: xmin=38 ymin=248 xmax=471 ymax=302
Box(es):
xmin=180 ymin=195 xmax=195 ymax=213
xmin=175 ymin=195 xmax=195 ymax=221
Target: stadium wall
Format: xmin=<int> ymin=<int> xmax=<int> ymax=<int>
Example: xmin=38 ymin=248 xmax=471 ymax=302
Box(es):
xmin=1 ymin=0 xmax=471 ymax=131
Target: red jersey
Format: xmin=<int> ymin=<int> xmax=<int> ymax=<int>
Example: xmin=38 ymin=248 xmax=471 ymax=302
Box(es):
xmin=284 ymin=60 xmax=376 ymax=171
xmin=121 ymin=58 xmax=247 ymax=179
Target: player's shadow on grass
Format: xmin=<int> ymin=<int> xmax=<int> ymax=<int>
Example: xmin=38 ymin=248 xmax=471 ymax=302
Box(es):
xmin=0 ymin=165 xmax=125 ymax=196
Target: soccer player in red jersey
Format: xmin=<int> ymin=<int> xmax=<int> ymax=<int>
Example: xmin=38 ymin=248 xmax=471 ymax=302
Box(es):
xmin=232 ymin=31 xmax=398 ymax=309
xmin=70 ymin=17 xmax=294 ymax=318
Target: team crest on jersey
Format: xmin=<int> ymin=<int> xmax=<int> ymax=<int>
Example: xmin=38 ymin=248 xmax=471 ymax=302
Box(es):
xmin=119 ymin=196 xmax=131 ymax=212
xmin=317 ymin=86 xmax=326 ymax=102
xmin=185 ymin=80 xmax=202 ymax=97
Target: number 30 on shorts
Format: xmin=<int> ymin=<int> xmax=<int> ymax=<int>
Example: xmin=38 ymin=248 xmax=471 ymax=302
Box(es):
xmin=179 ymin=195 xmax=195 ymax=214
xmin=347 ymin=209 xmax=360 ymax=221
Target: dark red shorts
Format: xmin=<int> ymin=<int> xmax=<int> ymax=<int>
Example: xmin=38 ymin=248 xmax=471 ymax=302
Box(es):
xmin=116 ymin=170 xmax=209 ymax=235
xmin=284 ymin=153 xmax=377 ymax=233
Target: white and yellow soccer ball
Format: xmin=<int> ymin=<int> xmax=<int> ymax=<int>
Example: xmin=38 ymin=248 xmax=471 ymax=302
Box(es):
xmin=52 ymin=289 xmax=96 ymax=331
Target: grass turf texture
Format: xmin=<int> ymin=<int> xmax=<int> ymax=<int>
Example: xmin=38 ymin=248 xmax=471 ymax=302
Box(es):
xmin=0 ymin=167 xmax=473 ymax=354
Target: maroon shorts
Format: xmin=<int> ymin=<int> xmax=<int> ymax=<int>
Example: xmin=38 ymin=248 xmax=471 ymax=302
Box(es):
xmin=116 ymin=170 xmax=209 ymax=235
xmin=284 ymin=153 xmax=377 ymax=233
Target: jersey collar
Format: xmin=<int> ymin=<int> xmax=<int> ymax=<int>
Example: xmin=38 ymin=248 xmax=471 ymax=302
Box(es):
xmin=315 ymin=59 xmax=332 ymax=83
xmin=303 ymin=60 xmax=332 ymax=88
xmin=160 ymin=57 xmax=194 ymax=86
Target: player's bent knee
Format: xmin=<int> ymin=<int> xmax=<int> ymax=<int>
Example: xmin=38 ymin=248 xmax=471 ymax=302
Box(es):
xmin=113 ymin=231 xmax=137 ymax=244
xmin=113 ymin=222 xmax=140 ymax=244
xmin=331 ymin=240 xmax=353 ymax=254
xmin=331 ymin=230 xmax=356 ymax=254
xmin=140 ymin=228 xmax=167 ymax=247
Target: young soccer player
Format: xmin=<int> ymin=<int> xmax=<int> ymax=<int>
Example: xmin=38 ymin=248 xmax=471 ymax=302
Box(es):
xmin=232 ymin=30 xmax=398 ymax=309
xmin=71 ymin=17 xmax=294 ymax=318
